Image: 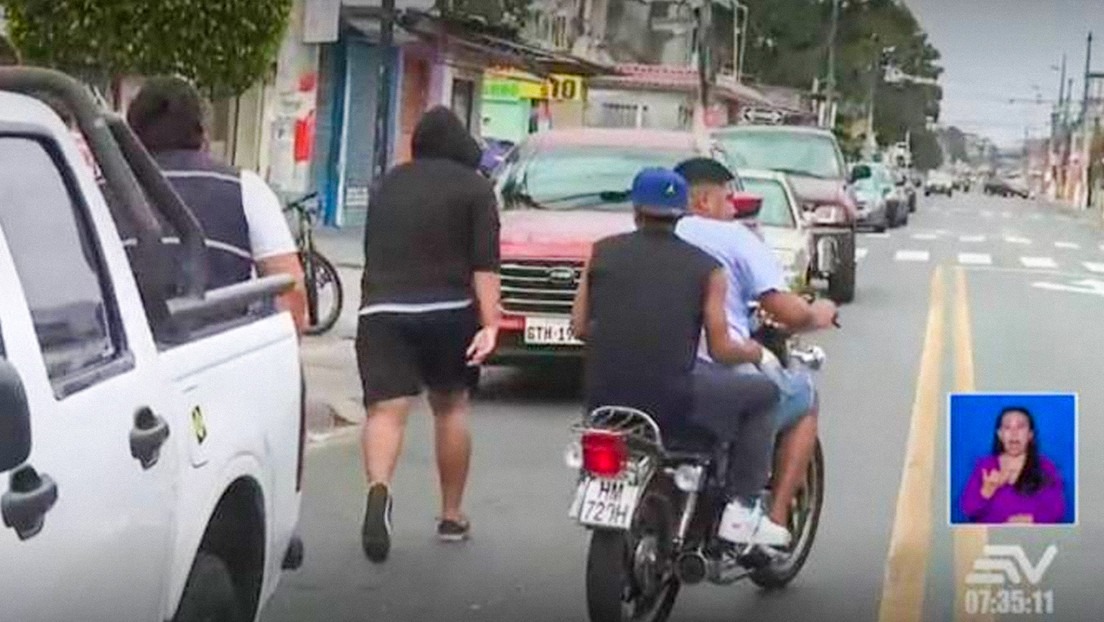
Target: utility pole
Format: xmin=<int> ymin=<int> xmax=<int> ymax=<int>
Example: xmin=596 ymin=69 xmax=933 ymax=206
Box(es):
xmin=825 ymin=0 xmax=840 ymax=129
xmin=1054 ymin=54 xmax=1066 ymax=138
xmin=1081 ymin=32 xmax=1093 ymax=125
xmin=693 ymin=0 xmax=714 ymax=133
xmin=372 ymin=0 xmax=397 ymax=181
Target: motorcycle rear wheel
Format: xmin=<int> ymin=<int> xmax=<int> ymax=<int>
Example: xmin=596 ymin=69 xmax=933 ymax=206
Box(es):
xmin=749 ymin=439 xmax=825 ymax=589
xmin=585 ymin=495 xmax=679 ymax=622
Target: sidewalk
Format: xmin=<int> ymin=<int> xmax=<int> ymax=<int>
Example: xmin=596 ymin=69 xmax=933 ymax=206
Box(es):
xmin=301 ymin=225 xmax=367 ymax=440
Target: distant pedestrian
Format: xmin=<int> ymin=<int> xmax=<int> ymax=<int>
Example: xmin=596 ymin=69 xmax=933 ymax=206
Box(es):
xmin=126 ymin=76 xmax=307 ymax=331
xmin=357 ymin=106 xmax=500 ymax=563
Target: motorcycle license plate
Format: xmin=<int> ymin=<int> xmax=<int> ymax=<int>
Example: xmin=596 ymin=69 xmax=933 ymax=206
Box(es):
xmin=571 ymin=477 xmax=640 ymax=530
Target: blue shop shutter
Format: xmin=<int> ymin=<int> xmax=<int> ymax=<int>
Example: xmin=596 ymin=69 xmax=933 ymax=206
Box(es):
xmin=342 ymin=37 xmax=382 ymax=228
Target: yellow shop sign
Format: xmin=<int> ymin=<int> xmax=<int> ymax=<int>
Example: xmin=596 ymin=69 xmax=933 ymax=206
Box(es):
xmin=544 ymin=74 xmax=584 ymax=101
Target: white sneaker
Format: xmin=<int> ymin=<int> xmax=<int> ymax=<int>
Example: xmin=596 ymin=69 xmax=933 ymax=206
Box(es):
xmin=717 ymin=499 xmax=792 ymax=548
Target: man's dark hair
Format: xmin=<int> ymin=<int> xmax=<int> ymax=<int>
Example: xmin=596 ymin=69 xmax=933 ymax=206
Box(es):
xmin=674 ymin=157 xmax=735 ymax=186
xmin=127 ymin=76 xmax=207 ymax=152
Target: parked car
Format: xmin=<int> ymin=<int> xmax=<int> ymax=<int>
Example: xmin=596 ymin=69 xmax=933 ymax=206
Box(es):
xmin=740 ymin=169 xmax=811 ymax=292
xmin=0 ymin=68 xmax=303 ymax=622
xmin=478 ymin=136 xmax=514 ymax=176
xmin=925 ymin=170 xmax=955 ymax=196
xmin=848 ymin=164 xmax=890 ymax=232
xmin=490 ymin=128 xmax=760 ymax=365
xmin=984 ymin=175 xmax=1030 ymax=198
xmin=851 ymin=162 xmax=908 ymax=229
xmin=897 ymin=169 xmax=918 ymax=212
xmin=712 ymin=125 xmax=857 ymax=303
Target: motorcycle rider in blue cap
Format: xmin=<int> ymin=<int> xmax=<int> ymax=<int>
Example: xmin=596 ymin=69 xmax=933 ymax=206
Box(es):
xmin=571 ymin=167 xmax=792 ymax=547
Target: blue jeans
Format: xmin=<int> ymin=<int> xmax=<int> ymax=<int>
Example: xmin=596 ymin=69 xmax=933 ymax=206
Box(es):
xmin=696 ymin=360 xmax=816 ymax=434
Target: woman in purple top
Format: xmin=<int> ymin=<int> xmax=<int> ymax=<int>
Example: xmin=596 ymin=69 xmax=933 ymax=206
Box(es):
xmin=960 ymin=407 xmax=1066 ymax=524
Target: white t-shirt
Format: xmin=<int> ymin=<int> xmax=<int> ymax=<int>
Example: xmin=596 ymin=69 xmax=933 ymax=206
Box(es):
xmin=239 ymin=170 xmax=298 ymax=260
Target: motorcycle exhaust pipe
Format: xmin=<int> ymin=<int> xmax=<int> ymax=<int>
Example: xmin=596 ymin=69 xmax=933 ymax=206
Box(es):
xmin=675 ymin=551 xmax=708 ymax=585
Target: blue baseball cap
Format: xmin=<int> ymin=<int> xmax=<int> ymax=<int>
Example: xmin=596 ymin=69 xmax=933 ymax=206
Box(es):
xmin=630 ymin=167 xmax=689 ymax=217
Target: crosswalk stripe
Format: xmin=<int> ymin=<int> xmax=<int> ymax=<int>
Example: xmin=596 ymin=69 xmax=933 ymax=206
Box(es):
xmin=1029 ymin=214 xmax=1043 ymax=220
xmin=959 ymin=235 xmax=985 ymax=243
xmin=1054 ymin=241 xmax=1081 ymax=249
xmin=895 ymin=250 xmax=930 ymax=262
xmin=1020 ymin=256 xmax=1058 ymax=269
xmin=957 ymin=253 xmax=992 ymax=265
xmin=1083 ymin=262 xmax=1104 ymax=273
xmin=981 ymin=211 xmax=994 ymax=218
xmin=856 ymin=247 xmax=869 ymax=260
xmin=1001 ymin=212 xmax=1013 ymax=218
xmin=865 ymin=232 xmax=891 ymax=239
xmin=912 ymin=233 xmax=939 ymax=240
xmin=1004 ymin=236 xmax=1032 ymax=245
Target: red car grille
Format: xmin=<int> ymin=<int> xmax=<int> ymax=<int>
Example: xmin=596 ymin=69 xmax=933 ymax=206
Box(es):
xmin=500 ymin=260 xmax=584 ymax=315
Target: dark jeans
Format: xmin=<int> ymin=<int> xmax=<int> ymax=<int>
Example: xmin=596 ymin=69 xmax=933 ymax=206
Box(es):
xmin=687 ymin=366 xmax=779 ymax=500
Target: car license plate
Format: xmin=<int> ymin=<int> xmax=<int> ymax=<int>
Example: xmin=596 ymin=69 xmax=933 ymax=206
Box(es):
xmin=524 ymin=316 xmax=581 ymax=345
xmin=571 ymin=477 xmax=639 ymax=530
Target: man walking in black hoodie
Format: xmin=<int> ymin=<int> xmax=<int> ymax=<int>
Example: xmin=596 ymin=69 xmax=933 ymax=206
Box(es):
xmin=358 ymin=107 xmax=500 ymax=562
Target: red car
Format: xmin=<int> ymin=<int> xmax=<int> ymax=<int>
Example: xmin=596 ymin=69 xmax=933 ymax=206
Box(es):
xmin=489 ymin=128 xmax=758 ymax=366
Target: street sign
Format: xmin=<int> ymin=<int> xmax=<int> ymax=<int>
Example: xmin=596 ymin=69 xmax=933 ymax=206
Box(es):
xmin=742 ymin=107 xmax=784 ymax=125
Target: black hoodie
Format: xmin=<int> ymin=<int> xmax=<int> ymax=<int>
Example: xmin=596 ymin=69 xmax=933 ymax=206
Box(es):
xmin=360 ymin=106 xmax=500 ymax=309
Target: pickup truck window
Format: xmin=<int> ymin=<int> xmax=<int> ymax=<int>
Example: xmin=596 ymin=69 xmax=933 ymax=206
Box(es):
xmin=0 ymin=135 xmax=127 ymax=394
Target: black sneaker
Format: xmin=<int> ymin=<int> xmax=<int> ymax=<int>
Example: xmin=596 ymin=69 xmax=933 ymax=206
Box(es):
xmin=362 ymin=483 xmax=392 ymax=563
xmin=437 ymin=517 xmax=470 ymax=542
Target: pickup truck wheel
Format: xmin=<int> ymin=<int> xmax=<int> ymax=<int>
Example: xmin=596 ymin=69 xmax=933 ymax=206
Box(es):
xmin=827 ymin=233 xmax=856 ymax=304
xmin=173 ymin=552 xmax=243 ymax=622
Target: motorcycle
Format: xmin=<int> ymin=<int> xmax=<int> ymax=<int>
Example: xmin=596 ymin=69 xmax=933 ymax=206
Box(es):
xmin=565 ymin=326 xmax=827 ymax=622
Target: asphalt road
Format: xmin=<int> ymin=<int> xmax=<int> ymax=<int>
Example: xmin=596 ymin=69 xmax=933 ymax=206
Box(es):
xmin=261 ymin=193 xmax=1104 ymax=622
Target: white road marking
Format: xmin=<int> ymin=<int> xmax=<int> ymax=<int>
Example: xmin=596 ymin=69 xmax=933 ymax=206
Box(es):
xmin=1054 ymin=241 xmax=1081 ymax=250
xmin=957 ymin=253 xmax=992 ymax=265
xmin=911 ymin=233 xmax=939 ymax=241
xmin=1083 ymin=262 xmax=1104 ymax=273
xmin=959 ymin=235 xmax=986 ymax=243
xmin=1099 ymin=244 xmax=1104 ymax=252
xmin=1001 ymin=212 xmax=1014 ymax=218
xmin=1032 ymin=278 xmax=1104 ymax=297
xmin=1029 ymin=214 xmax=1044 ymax=220
xmin=895 ymin=250 xmax=930 ymax=262
xmin=856 ymin=247 xmax=869 ymax=260
xmin=865 ymin=232 xmax=891 ymax=239
xmin=1020 ymin=256 xmax=1058 ymax=269
xmin=981 ymin=210 xmax=995 ymax=218
xmin=1004 ymin=236 xmax=1032 ymax=245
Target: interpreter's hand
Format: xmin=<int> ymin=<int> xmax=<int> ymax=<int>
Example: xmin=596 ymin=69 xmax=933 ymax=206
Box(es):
xmin=466 ymin=326 xmax=499 ymax=366
xmin=980 ymin=468 xmax=1008 ymax=499
xmin=810 ymin=299 xmax=839 ymax=330
xmin=1007 ymin=514 xmax=1035 ymax=524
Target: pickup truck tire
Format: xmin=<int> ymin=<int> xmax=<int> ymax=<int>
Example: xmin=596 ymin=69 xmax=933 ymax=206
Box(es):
xmin=827 ymin=233 xmax=856 ymax=304
xmin=173 ymin=552 xmax=243 ymax=622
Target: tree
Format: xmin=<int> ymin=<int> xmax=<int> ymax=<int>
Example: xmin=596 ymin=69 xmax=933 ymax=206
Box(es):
xmin=3 ymin=0 xmax=292 ymax=97
xmin=739 ymin=0 xmax=944 ymax=163
xmin=440 ymin=0 xmax=532 ymax=30
xmin=911 ymin=129 xmax=943 ymax=171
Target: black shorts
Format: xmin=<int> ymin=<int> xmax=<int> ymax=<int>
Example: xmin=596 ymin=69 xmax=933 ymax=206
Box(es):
xmin=356 ymin=306 xmax=480 ymax=405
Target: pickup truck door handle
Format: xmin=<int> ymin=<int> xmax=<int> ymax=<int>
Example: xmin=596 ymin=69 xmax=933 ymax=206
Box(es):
xmin=129 ymin=407 xmax=170 ymax=470
xmin=1 ymin=464 xmax=58 ymax=540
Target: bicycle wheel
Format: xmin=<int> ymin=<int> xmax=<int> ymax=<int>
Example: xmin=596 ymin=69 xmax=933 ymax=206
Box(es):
xmin=303 ymin=251 xmax=344 ymax=336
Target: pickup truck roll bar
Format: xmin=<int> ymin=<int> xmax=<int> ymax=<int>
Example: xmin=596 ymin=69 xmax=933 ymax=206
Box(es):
xmin=0 ymin=67 xmax=295 ymax=338
xmin=0 ymin=67 xmax=207 ymax=300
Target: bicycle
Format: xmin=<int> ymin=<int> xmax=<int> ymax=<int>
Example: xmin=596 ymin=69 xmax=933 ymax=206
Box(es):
xmin=285 ymin=192 xmax=344 ymax=336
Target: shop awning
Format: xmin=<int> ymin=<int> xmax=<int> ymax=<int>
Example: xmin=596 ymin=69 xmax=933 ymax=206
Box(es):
xmin=589 ymin=64 xmax=773 ymax=106
xmin=396 ymin=11 xmax=618 ymax=78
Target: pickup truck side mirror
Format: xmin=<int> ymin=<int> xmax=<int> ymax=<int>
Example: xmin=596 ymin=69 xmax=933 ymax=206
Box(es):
xmin=0 ymin=359 xmax=31 ymax=473
xmin=882 ymin=186 xmax=892 ymax=196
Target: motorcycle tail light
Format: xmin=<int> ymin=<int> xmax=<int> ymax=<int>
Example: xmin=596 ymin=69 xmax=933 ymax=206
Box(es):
xmin=581 ymin=430 xmax=628 ymax=478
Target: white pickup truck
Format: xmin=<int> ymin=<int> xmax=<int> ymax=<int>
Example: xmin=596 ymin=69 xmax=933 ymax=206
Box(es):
xmin=0 ymin=68 xmax=303 ymax=622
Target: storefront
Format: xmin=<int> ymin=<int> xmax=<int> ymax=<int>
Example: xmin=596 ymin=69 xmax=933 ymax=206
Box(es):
xmin=481 ymin=68 xmax=587 ymax=143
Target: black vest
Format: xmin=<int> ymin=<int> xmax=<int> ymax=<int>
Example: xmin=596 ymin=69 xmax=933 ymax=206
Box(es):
xmin=583 ymin=230 xmax=719 ymax=428
xmin=155 ymin=150 xmax=253 ymax=290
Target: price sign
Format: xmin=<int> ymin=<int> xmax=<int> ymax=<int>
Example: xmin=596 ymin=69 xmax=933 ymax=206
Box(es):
xmin=545 ymin=74 xmax=584 ymax=101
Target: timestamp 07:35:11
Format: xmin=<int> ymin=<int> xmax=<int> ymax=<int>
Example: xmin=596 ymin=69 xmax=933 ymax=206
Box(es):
xmin=964 ymin=588 xmax=1054 ymax=615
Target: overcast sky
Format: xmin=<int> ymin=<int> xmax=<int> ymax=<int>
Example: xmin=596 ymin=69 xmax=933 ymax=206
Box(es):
xmin=905 ymin=0 xmax=1104 ymax=147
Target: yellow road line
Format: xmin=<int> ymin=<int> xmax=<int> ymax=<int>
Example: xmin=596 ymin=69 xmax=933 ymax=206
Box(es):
xmin=952 ymin=268 xmax=992 ymax=622
xmin=878 ymin=266 xmax=946 ymax=622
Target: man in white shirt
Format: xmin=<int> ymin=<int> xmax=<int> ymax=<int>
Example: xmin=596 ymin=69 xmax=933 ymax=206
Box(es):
xmin=126 ymin=76 xmax=307 ymax=331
